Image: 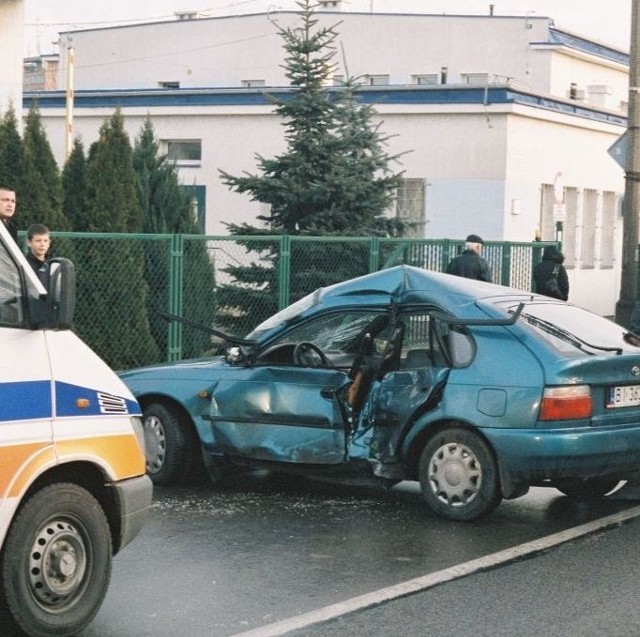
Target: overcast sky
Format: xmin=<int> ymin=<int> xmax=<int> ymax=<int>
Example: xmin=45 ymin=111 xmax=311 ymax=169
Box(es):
xmin=24 ymin=0 xmax=632 ymax=56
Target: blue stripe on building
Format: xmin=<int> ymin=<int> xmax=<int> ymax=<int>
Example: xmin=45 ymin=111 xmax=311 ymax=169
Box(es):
xmin=23 ymin=86 xmax=627 ymax=128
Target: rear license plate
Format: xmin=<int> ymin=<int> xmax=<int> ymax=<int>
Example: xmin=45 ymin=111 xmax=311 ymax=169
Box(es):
xmin=608 ymin=385 xmax=640 ymax=408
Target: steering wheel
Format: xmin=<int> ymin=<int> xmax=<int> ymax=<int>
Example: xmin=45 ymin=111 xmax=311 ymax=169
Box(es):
xmin=293 ymin=342 xmax=329 ymax=368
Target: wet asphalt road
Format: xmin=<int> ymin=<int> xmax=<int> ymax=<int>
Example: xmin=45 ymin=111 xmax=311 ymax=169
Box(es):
xmin=81 ymin=472 xmax=640 ymax=637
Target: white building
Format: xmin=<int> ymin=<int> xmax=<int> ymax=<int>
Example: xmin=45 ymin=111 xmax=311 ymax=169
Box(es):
xmin=24 ymin=9 xmax=630 ymax=316
xmin=1 ymin=0 xmax=24 ymax=115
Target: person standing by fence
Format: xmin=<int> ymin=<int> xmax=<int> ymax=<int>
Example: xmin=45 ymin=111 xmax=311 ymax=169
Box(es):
xmin=533 ymin=245 xmax=569 ymax=301
xmin=446 ymin=234 xmax=493 ymax=282
xmin=0 ymin=185 xmax=18 ymax=244
xmin=25 ymin=223 xmax=52 ymax=286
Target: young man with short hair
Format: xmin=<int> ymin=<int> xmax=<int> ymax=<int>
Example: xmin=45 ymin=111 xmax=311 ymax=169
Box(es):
xmin=25 ymin=223 xmax=51 ymax=286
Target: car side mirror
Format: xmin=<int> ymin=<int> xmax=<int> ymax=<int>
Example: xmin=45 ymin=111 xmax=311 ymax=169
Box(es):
xmin=46 ymin=258 xmax=76 ymax=329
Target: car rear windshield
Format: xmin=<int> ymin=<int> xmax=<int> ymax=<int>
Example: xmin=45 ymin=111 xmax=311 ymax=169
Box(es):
xmin=496 ymin=299 xmax=635 ymax=355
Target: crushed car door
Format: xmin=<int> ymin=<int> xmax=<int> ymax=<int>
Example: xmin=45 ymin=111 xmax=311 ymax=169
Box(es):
xmin=209 ymin=310 xmax=390 ymax=465
xmin=365 ymin=311 xmax=472 ymax=463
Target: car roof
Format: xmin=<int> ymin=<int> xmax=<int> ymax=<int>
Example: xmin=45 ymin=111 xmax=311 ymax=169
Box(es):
xmin=315 ymin=265 xmax=521 ymax=308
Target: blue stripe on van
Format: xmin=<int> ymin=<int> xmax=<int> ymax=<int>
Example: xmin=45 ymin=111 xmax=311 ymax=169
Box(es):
xmin=0 ymin=380 xmax=52 ymax=421
xmin=55 ymin=381 xmax=140 ymax=417
xmin=0 ymin=381 xmax=140 ymax=422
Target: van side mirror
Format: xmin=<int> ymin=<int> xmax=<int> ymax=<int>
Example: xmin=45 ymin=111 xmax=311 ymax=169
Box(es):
xmin=46 ymin=258 xmax=76 ymax=329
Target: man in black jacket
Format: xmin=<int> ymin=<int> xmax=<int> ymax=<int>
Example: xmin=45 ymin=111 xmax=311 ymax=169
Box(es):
xmin=446 ymin=234 xmax=492 ymax=282
xmin=0 ymin=185 xmax=18 ymax=244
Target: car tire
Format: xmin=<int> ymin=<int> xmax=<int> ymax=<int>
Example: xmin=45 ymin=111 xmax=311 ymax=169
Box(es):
xmin=0 ymin=483 xmax=112 ymax=637
xmin=143 ymin=402 xmax=196 ymax=486
xmin=554 ymin=477 xmax=621 ymax=499
xmin=418 ymin=427 xmax=501 ymax=521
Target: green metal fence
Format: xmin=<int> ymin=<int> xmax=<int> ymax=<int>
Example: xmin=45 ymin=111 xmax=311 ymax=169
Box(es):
xmin=24 ymin=232 xmax=555 ymax=370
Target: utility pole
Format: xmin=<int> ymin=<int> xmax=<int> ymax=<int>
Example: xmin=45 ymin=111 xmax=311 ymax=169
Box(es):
xmin=616 ymin=0 xmax=640 ymax=327
xmin=64 ymin=39 xmax=74 ymax=160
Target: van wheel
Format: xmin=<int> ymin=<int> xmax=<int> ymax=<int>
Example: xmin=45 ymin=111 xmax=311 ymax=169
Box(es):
xmin=143 ymin=402 xmax=195 ymax=485
xmin=0 ymin=483 xmax=112 ymax=637
xmin=554 ymin=477 xmax=621 ymax=499
xmin=418 ymin=428 xmax=501 ymax=521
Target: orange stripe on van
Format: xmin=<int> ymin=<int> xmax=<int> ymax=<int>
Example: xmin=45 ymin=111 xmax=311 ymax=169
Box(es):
xmin=55 ymin=434 xmax=146 ymax=477
xmin=0 ymin=443 xmax=55 ymax=497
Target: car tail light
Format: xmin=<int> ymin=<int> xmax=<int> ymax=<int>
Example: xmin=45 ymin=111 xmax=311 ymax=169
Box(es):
xmin=539 ymin=385 xmax=592 ymax=421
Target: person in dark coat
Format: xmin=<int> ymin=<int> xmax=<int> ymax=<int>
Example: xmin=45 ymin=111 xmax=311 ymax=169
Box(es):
xmin=446 ymin=234 xmax=492 ymax=282
xmin=533 ymin=245 xmax=569 ymax=301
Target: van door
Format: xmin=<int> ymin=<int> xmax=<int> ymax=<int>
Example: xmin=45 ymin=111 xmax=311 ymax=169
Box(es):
xmin=0 ymin=238 xmax=54 ymax=509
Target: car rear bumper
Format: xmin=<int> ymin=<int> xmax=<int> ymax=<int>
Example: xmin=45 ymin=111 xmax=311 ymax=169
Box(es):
xmin=484 ymin=425 xmax=640 ymax=481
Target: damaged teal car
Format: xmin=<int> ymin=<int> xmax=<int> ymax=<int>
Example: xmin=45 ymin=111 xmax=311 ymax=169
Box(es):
xmin=119 ymin=265 xmax=640 ymax=521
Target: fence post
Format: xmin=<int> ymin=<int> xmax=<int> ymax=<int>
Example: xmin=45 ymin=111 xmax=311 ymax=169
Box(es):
xmin=369 ymin=237 xmax=380 ymax=272
xmin=167 ymin=234 xmax=184 ymax=361
xmin=441 ymin=239 xmax=452 ymax=271
xmin=278 ymin=235 xmax=291 ymax=310
xmin=500 ymin=242 xmax=511 ymax=286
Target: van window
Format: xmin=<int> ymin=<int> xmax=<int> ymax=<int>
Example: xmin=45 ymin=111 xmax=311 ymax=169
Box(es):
xmin=0 ymin=239 xmax=25 ymax=326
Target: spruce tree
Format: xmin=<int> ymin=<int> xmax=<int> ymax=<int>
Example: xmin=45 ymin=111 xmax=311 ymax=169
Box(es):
xmin=85 ymin=110 xmax=142 ymax=232
xmin=133 ymin=118 xmax=216 ymax=359
xmin=217 ymin=0 xmax=403 ymax=334
xmin=74 ymin=110 xmax=159 ymax=369
xmin=21 ymin=106 xmax=69 ymax=230
xmin=62 ymin=138 xmax=90 ymax=231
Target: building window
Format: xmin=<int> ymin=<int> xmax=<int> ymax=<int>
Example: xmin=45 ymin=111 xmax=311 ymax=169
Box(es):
xmin=580 ymin=189 xmax=598 ymax=268
xmin=540 ymin=183 xmax=577 ymax=268
xmin=159 ymin=81 xmax=180 ymax=89
xmin=164 ymin=139 xmax=202 ymax=165
xmin=241 ymin=79 xmax=265 ymax=88
xmin=395 ymin=178 xmax=426 ymax=238
xmin=599 ymin=191 xmax=618 ymax=268
xmin=562 ymin=188 xmax=578 ymax=268
xmin=413 ymin=74 xmax=438 ymax=85
xmin=366 ymin=75 xmax=390 ymax=86
xmin=461 ymin=73 xmax=489 ymax=85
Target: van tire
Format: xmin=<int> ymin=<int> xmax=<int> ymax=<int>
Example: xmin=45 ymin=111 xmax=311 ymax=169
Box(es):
xmin=0 ymin=483 xmax=112 ymax=637
xmin=143 ymin=402 xmax=195 ymax=485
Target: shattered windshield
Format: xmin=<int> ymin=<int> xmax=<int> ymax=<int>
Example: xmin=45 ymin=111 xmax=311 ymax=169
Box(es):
xmin=247 ymin=290 xmax=320 ymax=340
xmin=498 ymin=300 xmax=634 ymax=355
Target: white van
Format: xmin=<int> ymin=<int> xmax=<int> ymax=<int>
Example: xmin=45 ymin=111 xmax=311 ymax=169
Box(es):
xmin=0 ymin=222 xmax=152 ymax=637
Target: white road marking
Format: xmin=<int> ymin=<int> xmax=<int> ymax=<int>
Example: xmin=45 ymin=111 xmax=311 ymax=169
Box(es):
xmin=229 ymin=504 xmax=640 ymax=637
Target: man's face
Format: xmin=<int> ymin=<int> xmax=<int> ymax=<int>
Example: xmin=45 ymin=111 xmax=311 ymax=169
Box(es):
xmin=0 ymin=189 xmax=16 ymax=220
xmin=28 ymin=234 xmax=50 ymax=260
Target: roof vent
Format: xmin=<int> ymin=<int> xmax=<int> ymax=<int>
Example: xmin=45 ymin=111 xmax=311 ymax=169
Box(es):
xmin=175 ymin=11 xmax=198 ymax=21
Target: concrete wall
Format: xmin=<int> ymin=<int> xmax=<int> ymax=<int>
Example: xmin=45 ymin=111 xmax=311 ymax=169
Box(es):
xmin=56 ymin=13 xmax=594 ymax=97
